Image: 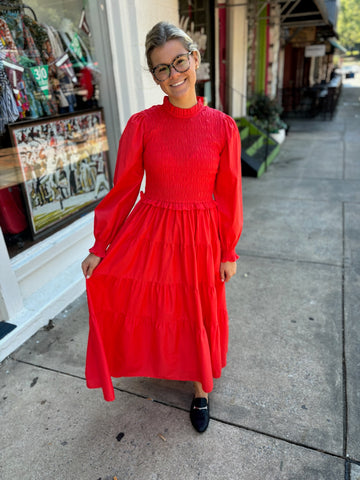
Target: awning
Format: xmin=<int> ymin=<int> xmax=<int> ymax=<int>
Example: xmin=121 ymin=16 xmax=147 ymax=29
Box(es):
xmin=246 ymin=0 xmax=331 ymax=28
xmin=280 ymin=0 xmax=329 ymax=27
xmin=328 ymin=38 xmax=347 ymax=54
xmin=229 ymin=1 xmax=340 ymax=39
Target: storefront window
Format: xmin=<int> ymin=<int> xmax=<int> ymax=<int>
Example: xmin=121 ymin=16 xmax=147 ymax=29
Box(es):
xmin=0 ymin=0 xmax=110 ymax=257
xmin=178 ymin=0 xmax=215 ymax=107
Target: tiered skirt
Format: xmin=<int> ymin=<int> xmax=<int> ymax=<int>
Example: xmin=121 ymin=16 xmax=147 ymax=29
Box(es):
xmin=86 ymin=196 xmax=229 ymax=401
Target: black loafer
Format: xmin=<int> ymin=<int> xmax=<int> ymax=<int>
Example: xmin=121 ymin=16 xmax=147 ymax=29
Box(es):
xmin=190 ymin=397 xmax=210 ymax=433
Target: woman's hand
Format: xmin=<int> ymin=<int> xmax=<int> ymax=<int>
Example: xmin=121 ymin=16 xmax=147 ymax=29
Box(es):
xmin=81 ymin=253 xmax=102 ymax=279
xmin=220 ymin=261 xmax=237 ymax=283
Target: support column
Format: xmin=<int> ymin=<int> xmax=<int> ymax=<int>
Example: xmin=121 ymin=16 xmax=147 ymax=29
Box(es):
xmin=227 ymin=0 xmax=248 ymax=117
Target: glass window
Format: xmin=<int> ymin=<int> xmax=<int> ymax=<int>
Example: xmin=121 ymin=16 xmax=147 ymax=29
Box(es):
xmin=178 ymin=0 xmax=215 ymax=106
xmin=0 ymin=0 xmax=109 ymax=256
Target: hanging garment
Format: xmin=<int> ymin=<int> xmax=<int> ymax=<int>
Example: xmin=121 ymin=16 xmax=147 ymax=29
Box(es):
xmin=0 ymin=186 xmax=28 ymax=235
xmin=59 ymin=17 xmax=100 ymax=100
xmin=4 ymin=11 xmax=57 ymax=116
xmin=59 ymin=17 xmax=94 ymax=67
xmin=85 ymin=97 xmax=243 ymax=401
xmin=45 ymin=24 xmax=76 ymax=111
xmin=0 ymin=49 xmax=19 ymax=132
xmin=23 ymin=14 xmax=61 ymax=113
xmin=0 ymin=17 xmax=29 ymax=118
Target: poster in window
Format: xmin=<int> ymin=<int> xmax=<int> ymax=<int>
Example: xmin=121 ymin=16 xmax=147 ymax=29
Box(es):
xmin=9 ymin=109 xmax=111 ymax=239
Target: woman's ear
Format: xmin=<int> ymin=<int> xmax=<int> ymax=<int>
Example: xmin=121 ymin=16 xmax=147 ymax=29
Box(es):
xmin=192 ymin=51 xmax=200 ymax=70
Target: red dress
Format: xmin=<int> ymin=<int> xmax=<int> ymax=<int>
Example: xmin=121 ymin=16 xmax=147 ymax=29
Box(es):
xmin=86 ymin=97 xmax=242 ymax=401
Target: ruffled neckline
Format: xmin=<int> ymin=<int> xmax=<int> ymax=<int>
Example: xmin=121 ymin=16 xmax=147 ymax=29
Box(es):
xmin=162 ymin=96 xmax=204 ymax=118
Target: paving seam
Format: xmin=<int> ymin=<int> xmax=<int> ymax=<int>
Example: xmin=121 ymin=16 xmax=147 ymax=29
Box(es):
xmin=243 ymin=193 xmax=360 ymax=205
xmin=340 ymin=129 xmax=348 ymax=480
xmin=244 ymin=190 xmax=360 ymax=198
xmin=236 ymin=251 xmax=343 ymax=268
xmin=10 ymin=357 xmax=360 ymax=465
xmin=245 ymin=178 xmax=360 ymax=184
xmin=345 ymin=459 xmax=350 ymax=480
xmin=342 ymin=202 xmax=349 ymax=460
xmin=245 ymin=174 xmax=360 ymax=180
xmin=342 ymin=126 xmax=346 ymax=181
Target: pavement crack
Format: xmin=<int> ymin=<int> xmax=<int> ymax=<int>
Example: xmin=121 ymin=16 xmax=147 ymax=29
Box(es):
xmin=342 ymin=202 xmax=349 ymax=459
xmin=236 ymin=250 xmax=342 ymax=268
xmin=11 ymin=357 xmax=86 ymax=382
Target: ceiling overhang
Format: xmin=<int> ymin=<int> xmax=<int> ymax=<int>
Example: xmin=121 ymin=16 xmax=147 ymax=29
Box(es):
xmin=279 ymin=0 xmax=329 ymax=28
xmin=222 ymin=1 xmax=339 ymax=38
xmin=328 ymin=37 xmax=347 ymax=54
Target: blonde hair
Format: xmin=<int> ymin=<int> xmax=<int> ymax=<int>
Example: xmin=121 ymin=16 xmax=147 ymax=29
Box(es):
xmin=145 ymin=21 xmax=201 ymax=70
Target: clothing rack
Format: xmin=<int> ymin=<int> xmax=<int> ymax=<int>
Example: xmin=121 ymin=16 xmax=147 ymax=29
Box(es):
xmin=0 ymin=1 xmax=37 ymax=21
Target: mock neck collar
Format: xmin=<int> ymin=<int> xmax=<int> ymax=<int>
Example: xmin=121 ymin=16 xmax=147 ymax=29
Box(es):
xmin=162 ymin=96 xmax=204 ymax=118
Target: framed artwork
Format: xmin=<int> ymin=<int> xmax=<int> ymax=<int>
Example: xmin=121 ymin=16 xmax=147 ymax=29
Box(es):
xmin=9 ymin=109 xmax=111 ymax=239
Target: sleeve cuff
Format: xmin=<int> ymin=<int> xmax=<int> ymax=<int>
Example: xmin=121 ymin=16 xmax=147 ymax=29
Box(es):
xmin=221 ymin=250 xmax=239 ymax=263
xmin=89 ymin=240 xmax=108 ymax=258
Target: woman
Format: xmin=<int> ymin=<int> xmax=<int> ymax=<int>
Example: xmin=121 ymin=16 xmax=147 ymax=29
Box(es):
xmin=81 ymin=21 xmax=242 ymax=433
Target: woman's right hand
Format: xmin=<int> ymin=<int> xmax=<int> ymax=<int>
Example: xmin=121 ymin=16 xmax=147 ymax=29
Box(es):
xmin=81 ymin=253 xmax=102 ymax=279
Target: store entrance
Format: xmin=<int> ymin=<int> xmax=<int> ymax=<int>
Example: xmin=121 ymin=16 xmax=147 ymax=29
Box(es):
xmin=178 ymin=0 xmax=215 ymax=107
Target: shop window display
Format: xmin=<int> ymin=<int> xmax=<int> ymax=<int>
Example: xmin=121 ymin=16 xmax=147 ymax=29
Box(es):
xmin=0 ymin=0 xmax=110 ymax=255
xmin=178 ymin=0 xmax=214 ymax=106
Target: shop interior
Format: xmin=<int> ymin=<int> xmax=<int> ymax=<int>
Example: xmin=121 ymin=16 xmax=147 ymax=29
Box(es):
xmin=0 ymin=0 xmax=110 ymax=257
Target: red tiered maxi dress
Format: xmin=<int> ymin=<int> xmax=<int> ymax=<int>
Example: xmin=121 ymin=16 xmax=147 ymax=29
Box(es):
xmin=85 ymin=96 xmax=243 ymax=401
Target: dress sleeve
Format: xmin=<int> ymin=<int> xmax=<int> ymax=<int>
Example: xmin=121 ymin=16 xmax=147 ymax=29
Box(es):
xmin=214 ymin=115 xmax=243 ymax=263
xmin=89 ymin=113 xmax=145 ymax=257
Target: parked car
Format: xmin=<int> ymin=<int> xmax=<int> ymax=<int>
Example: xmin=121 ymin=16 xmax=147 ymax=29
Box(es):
xmin=339 ymin=65 xmax=360 ymax=78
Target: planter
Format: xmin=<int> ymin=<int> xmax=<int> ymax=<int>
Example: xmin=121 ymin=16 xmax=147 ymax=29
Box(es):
xmin=270 ymin=128 xmax=286 ymax=144
xmin=235 ymin=117 xmax=281 ymax=177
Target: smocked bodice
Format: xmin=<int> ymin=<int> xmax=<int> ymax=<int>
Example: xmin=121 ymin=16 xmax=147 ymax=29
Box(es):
xmin=141 ymin=97 xmax=224 ymax=206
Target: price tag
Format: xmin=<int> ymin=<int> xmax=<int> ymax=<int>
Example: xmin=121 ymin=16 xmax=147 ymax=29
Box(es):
xmin=69 ymin=33 xmax=85 ymax=63
xmin=55 ymin=53 xmax=69 ymax=67
xmin=30 ymin=65 xmax=49 ymax=97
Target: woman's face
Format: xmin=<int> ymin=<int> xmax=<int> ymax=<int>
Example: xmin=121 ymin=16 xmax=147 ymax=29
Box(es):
xmin=150 ymin=39 xmax=199 ymax=107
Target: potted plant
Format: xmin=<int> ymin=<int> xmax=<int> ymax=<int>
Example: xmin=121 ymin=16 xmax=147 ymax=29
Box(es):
xmin=248 ymin=94 xmax=287 ymax=144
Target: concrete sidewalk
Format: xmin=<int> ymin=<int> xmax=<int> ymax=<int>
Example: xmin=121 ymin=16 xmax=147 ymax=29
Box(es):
xmin=1 ymin=79 xmax=360 ymax=480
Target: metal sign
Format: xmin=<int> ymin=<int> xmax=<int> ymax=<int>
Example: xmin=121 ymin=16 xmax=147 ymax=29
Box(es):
xmin=305 ymin=44 xmax=326 ymax=57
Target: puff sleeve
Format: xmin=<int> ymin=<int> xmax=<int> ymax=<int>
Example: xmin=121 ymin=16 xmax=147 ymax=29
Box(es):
xmin=89 ymin=113 xmax=145 ymax=257
xmin=214 ymin=116 xmax=243 ymax=262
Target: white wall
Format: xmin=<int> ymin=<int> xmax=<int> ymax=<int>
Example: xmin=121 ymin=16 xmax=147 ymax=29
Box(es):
xmin=226 ymin=0 xmax=248 ymax=118
xmin=106 ymin=0 xmax=179 ymax=129
xmin=0 ymin=214 xmax=93 ymax=362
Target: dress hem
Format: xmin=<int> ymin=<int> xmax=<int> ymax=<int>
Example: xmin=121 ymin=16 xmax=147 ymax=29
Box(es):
xmin=86 ymin=367 xmax=227 ymax=402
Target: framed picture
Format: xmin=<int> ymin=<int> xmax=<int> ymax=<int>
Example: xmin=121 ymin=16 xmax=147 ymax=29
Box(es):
xmin=9 ymin=109 xmax=111 ymax=239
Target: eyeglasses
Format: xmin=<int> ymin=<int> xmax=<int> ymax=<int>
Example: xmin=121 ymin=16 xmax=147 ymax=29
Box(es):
xmin=151 ymin=52 xmax=193 ymax=82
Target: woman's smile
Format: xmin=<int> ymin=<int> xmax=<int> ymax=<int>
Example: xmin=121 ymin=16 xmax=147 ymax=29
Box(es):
xmin=170 ymin=79 xmax=186 ymax=87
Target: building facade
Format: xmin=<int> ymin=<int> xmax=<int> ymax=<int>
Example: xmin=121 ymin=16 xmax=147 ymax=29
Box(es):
xmin=245 ymin=0 xmax=342 ymax=115
xmin=0 ymin=0 xmax=248 ymax=360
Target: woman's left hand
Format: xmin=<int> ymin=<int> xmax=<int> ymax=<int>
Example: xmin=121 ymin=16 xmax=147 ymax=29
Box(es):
xmin=220 ymin=261 xmax=237 ymax=283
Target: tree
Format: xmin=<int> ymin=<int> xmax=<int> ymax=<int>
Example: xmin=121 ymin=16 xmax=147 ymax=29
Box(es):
xmin=337 ymin=0 xmax=360 ymax=50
